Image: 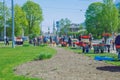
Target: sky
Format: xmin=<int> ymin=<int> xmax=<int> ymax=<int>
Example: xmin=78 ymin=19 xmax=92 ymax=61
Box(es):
xmin=2 ymin=0 xmax=106 ymax=32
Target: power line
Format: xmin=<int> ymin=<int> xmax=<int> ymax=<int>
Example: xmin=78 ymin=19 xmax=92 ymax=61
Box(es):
xmin=78 ymin=0 xmax=102 ymax=1
xmin=42 ymin=7 xmax=86 ymax=11
xmin=43 ymin=10 xmax=85 ymax=14
xmin=42 ymin=7 xmax=86 ymax=14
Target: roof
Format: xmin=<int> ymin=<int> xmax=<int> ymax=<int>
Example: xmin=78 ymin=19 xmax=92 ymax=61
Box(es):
xmin=69 ymin=23 xmax=80 ymax=28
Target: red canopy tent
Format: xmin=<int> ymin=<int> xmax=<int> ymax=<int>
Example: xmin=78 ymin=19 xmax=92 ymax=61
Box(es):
xmin=80 ymin=35 xmax=90 ymax=39
xmin=102 ymin=33 xmax=112 ymax=37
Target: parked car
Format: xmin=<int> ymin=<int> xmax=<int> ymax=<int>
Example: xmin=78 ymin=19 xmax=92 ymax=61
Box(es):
xmin=15 ymin=37 xmax=23 ymax=45
xmin=72 ymin=38 xmax=79 ymax=47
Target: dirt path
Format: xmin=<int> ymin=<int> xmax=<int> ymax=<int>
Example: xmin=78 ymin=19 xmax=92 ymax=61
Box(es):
xmin=15 ymin=47 xmax=120 ymax=80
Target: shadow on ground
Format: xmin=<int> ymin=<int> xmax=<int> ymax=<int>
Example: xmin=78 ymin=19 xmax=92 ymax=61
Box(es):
xmin=96 ymin=66 xmax=120 ymax=72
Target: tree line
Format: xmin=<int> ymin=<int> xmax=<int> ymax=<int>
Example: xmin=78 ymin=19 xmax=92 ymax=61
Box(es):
xmin=85 ymin=0 xmax=120 ymax=38
xmin=56 ymin=18 xmax=86 ymax=38
xmin=57 ymin=0 xmax=120 ymax=39
xmin=1 ymin=0 xmax=119 ymax=39
xmin=0 ymin=0 xmax=43 ymax=39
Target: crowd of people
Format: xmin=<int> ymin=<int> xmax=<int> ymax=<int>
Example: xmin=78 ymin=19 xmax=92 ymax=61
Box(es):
xmin=2 ymin=32 xmax=120 ymax=60
xmin=3 ymin=32 xmax=120 ymax=60
xmin=29 ymin=36 xmax=60 ymax=46
xmin=29 ymin=35 xmax=74 ymax=47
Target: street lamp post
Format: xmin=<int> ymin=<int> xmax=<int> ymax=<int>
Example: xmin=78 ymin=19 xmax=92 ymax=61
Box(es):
xmin=3 ymin=0 xmax=6 ymax=45
xmin=11 ymin=0 xmax=15 ymax=48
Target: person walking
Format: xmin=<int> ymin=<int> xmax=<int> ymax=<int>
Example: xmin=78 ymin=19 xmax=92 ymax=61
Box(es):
xmin=37 ymin=37 xmax=41 ymax=46
xmin=78 ymin=34 xmax=82 ymax=41
xmin=68 ymin=36 xmax=72 ymax=46
xmin=5 ymin=37 xmax=9 ymax=45
xmin=33 ymin=37 xmax=37 ymax=46
xmin=106 ymin=38 xmax=111 ymax=53
xmin=89 ymin=33 xmax=92 ymax=49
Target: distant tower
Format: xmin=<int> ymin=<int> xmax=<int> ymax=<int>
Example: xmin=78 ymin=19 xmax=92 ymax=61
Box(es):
xmin=56 ymin=21 xmax=60 ymax=33
xmin=48 ymin=27 xmax=50 ymax=34
xmin=53 ymin=21 xmax=56 ymax=35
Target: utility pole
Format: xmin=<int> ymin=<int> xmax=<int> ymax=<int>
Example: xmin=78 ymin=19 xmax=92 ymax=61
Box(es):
xmin=3 ymin=0 xmax=6 ymax=45
xmin=11 ymin=0 xmax=15 ymax=48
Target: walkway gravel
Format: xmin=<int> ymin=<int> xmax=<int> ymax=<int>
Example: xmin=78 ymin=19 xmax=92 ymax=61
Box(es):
xmin=15 ymin=47 xmax=120 ymax=80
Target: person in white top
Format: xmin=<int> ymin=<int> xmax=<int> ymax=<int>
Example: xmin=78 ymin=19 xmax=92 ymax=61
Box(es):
xmin=106 ymin=38 xmax=112 ymax=53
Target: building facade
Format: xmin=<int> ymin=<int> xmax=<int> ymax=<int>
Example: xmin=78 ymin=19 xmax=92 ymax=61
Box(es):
xmin=69 ymin=23 xmax=80 ymax=32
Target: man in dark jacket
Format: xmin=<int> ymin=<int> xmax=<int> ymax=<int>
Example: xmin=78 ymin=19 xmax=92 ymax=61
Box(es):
xmin=5 ymin=37 xmax=9 ymax=45
xmin=115 ymin=34 xmax=120 ymax=60
xmin=115 ymin=35 xmax=120 ymax=45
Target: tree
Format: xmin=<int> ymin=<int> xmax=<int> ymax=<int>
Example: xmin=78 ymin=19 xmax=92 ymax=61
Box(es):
xmin=85 ymin=2 xmax=104 ymax=38
xmin=101 ymin=0 xmax=119 ymax=33
xmin=7 ymin=5 xmax=28 ymax=37
xmin=116 ymin=2 xmax=120 ymax=33
xmin=0 ymin=2 xmax=4 ymax=35
xmin=59 ymin=18 xmax=71 ymax=35
xmin=85 ymin=0 xmax=119 ymax=38
xmin=0 ymin=2 xmax=9 ymax=37
xmin=14 ymin=5 xmax=28 ymax=36
xmin=22 ymin=0 xmax=43 ymax=37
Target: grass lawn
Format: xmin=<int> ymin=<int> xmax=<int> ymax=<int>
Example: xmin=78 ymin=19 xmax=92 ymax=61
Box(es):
xmin=67 ymin=47 xmax=120 ymax=66
xmin=0 ymin=45 xmax=56 ymax=80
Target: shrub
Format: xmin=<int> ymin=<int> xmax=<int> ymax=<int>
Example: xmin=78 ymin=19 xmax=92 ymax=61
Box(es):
xmin=39 ymin=44 xmax=48 ymax=47
xmin=35 ymin=52 xmax=53 ymax=60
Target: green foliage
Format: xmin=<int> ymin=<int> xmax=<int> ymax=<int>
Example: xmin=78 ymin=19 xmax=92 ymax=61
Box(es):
xmin=58 ymin=18 xmax=71 ymax=35
xmin=22 ymin=0 xmax=43 ymax=36
xmin=0 ymin=1 xmax=43 ymax=37
xmin=79 ymin=24 xmax=83 ymax=30
xmin=40 ymin=44 xmax=48 ymax=47
xmin=35 ymin=52 xmax=54 ymax=60
xmin=0 ymin=2 xmax=4 ymax=29
xmin=0 ymin=2 xmax=10 ymax=37
xmin=69 ymin=47 xmax=83 ymax=54
xmin=68 ymin=32 xmax=79 ymax=36
xmin=32 ymin=22 xmax=41 ymax=35
xmin=85 ymin=0 xmax=119 ymax=38
xmin=29 ymin=33 xmax=37 ymax=39
xmin=116 ymin=2 xmax=120 ymax=33
xmin=7 ymin=5 xmax=28 ymax=37
xmin=0 ymin=46 xmax=56 ymax=80
xmin=101 ymin=0 xmax=119 ymax=33
xmin=23 ymin=44 xmax=30 ymax=47
xmin=85 ymin=2 xmax=104 ymax=38
xmin=14 ymin=5 xmax=28 ymax=36
xmin=103 ymin=0 xmax=113 ymax=5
